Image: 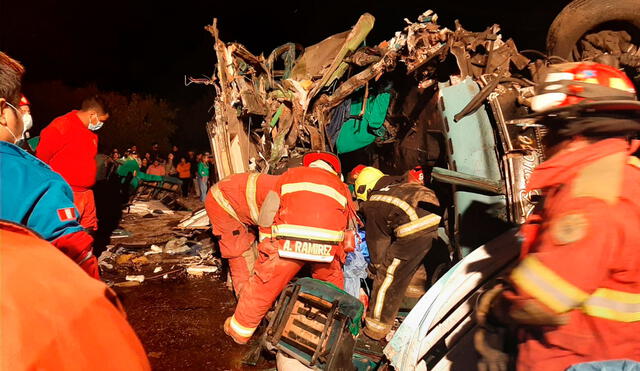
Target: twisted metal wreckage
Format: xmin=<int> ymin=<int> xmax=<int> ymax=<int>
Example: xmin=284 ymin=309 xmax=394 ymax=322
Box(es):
xmin=195 ymin=10 xmax=539 ymax=179
xmin=195 ymin=9 xmax=640 ymax=182
xmin=181 ymin=5 xmax=640 ymax=370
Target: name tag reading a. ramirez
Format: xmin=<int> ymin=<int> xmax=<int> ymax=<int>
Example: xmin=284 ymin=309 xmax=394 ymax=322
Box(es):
xmin=278 ymin=240 xmax=334 ymax=262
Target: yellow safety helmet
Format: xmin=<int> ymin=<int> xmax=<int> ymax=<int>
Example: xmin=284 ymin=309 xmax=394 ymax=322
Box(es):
xmin=354 ymin=167 xmax=384 ymax=201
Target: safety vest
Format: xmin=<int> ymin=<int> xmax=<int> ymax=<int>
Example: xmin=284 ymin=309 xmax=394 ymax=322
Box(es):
xmin=272 ymin=166 xmax=350 ymax=263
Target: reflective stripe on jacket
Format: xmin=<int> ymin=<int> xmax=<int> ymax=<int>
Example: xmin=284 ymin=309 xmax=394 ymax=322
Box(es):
xmin=505 ymin=138 xmax=640 ymax=370
xmin=363 ymin=179 xmax=440 ymax=240
xmin=209 ymin=173 xmax=279 ymax=225
xmin=271 ymin=166 xmax=350 ymax=261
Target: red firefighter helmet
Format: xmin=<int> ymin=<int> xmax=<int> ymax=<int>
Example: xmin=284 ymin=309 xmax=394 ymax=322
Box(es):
xmin=407 ymin=166 xmax=424 ymax=183
xmin=19 ymin=95 xmax=30 ymax=107
xmin=531 ymin=62 xmax=640 ymax=115
xmin=302 ymin=151 xmax=341 ymax=174
xmin=347 ymin=164 xmax=367 ymax=183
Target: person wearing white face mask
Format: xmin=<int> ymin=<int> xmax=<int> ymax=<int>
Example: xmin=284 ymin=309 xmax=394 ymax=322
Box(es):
xmin=18 ymin=95 xmax=32 ymax=139
xmin=0 ymin=51 xmax=100 ymax=279
xmin=37 ymin=95 xmax=110 ymax=232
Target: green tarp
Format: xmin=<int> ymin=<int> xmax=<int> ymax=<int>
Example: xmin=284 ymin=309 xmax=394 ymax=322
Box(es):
xmin=336 ymin=91 xmax=390 ymax=154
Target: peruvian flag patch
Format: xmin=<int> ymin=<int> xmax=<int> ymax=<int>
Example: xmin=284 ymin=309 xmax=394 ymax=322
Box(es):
xmin=57 ymin=207 xmax=76 ymax=222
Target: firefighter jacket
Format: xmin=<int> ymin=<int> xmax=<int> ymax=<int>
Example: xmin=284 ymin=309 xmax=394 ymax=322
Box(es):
xmin=503 ymin=138 xmax=640 ymax=370
xmin=209 ymin=172 xmax=280 ymax=226
xmin=0 ymin=141 xmax=97 ymax=277
xmin=0 ymin=221 xmax=150 ymax=371
xmin=271 ymin=165 xmax=351 ymax=263
xmin=361 ymin=177 xmax=441 ymax=261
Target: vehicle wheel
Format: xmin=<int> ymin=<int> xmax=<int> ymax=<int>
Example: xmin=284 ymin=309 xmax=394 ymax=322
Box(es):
xmin=546 ymin=0 xmax=640 ymax=60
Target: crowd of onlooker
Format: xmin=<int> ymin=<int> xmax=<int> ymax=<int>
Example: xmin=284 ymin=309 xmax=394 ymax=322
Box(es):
xmin=100 ymin=143 xmax=216 ymax=202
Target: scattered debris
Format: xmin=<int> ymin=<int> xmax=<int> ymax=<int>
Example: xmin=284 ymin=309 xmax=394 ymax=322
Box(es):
xmin=111 ymin=229 xmax=132 ymax=239
xmin=177 ymin=208 xmax=210 ymax=229
xmin=98 ymin=249 xmax=114 ymax=263
xmin=117 ymin=242 xmax=150 ymax=250
xmin=186 ymin=265 xmax=219 ymax=276
xmin=148 ymin=352 xmax=164 ymax=359
xmin=99 ymin=261 xmax=114 ymax=270
xmin=131 ymin=256 xmax=150 ymax=266
xmin=126 ymin=275 xmax=145 ymax=283
xmin=116 ymin=254 xmax=136 ymax=265
xmin=164 ymin=237 xmax=191 ymax=255
xmin=128 ymin=200 xmax=175 ymax=216
xmin=100 ymin=190 xmax=223 ymax=307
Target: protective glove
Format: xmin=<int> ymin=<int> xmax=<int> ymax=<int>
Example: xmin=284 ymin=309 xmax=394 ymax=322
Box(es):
xmin=474 ymin=327 xmax=509 ymax=371
xmin=475 ymin=284 xmax=510 ymax=371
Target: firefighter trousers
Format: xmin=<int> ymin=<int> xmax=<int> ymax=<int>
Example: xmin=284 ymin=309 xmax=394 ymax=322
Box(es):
xmin=365 ymin=232 xmax=434 ymax=340
xmin=204 ymin=194 xmax=256 ymax=295
xmin=228 ymin=239 xmax=344 ymax=341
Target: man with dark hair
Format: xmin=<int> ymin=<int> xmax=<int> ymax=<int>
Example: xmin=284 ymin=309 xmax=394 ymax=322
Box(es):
xmin=37 ymin=94 xmax=109 ymax=232
xmin=0 ymin=51 xmax=99 ymax=278
xmin=0 ymin=53 xmax=23 ymax=106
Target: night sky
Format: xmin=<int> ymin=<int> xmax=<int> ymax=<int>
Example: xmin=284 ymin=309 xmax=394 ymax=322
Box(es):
xmin=1 ymin=0 xmax=572 ymax=148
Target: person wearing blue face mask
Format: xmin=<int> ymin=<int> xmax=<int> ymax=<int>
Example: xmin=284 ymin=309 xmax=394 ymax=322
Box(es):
xmin=0 ymin=51 xmax=100 ymax=279
xmin=37 ymin=95 xmax=110 ymax=232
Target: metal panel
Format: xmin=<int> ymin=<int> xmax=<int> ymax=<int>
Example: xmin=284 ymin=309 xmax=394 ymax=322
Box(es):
xmin=438 ymin=78 xmax=507 ymax=256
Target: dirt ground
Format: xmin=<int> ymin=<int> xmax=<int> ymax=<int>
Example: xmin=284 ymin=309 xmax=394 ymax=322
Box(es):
xmin=102 ymin=198 xmax=275 ymax=371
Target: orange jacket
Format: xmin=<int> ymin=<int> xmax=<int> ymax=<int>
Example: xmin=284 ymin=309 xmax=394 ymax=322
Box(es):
xmin=0 ymin=221 xmax=150 ymax=371
xmin=209 ymin=172 xmax=280 ymax=226
xmin=271 ymin=165 xmax=350 ymax=263
xmin=176 ymin=162 xmax=191 ymax=178
xmin=504 ymin=138 xmax=640 ymax=370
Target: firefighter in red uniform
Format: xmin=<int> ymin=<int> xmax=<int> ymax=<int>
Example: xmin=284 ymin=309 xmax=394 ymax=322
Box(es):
xmin=224 ymin=152 xmax=353 ymax=344
xmin=37 ymin=96 xmax=109 ymax=231
xmin=476 ymin=62 xmax=640 ymax=370
xmin=204 ymin=172 xmax=279 ymax=296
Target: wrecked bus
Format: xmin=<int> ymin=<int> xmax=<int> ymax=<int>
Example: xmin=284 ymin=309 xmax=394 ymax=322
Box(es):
xmin=188 ymin=0 xmax=640 ymax=368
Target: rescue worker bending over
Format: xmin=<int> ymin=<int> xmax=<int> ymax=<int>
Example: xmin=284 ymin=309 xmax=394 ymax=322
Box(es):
xmin=204 ymin=172 xmax=279 ymax=296
xmin=0 ymin=52 xmax=99 ymax=278
xmin=224 ymin=152 xmax=353 ymax=344
xmin=355 ymin=166 xmax=441 ymax=340
xmin=476 ymin=62 xmax=640 ymax=370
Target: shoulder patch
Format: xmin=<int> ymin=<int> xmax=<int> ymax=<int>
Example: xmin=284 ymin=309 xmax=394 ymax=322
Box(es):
xmin=57 ymin=207 xmax=77 ymax=222
xmin=571 ymin=152 xmax=626 ymax=204
xmin=550 ymin=212 xmax=588 ymax=245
